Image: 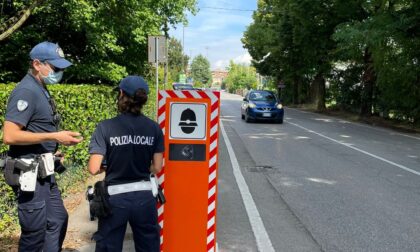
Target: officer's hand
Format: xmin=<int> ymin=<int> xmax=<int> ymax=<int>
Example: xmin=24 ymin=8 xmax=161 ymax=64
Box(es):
xmin=55 ymin=131 xmax=83 ymax=146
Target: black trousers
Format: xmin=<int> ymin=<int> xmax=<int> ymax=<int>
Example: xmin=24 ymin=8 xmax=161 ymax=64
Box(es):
xmin=17 ymin=176 xmax=68 ymax=252
xmin=93 ymin=190 xmax=160 ymax=252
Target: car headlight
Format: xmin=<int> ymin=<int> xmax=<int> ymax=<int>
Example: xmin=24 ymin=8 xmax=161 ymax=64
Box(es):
xmin=276 ymin=104 xmax=283 ymax=109
xmin=248 ymin=102 xmax=256 ymax=108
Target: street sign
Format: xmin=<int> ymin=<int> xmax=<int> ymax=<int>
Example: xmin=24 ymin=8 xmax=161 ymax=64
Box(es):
xmin=178 ymin=73 xmax=186 ymax=83
xmin=148 ymin=35 xmax=167 ymax=63
xmin=157 ymin=90 xmax=221 ymax=252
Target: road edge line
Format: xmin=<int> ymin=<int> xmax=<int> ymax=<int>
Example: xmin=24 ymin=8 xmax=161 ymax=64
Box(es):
xmin=219 ymin=119 xmax=275 ymax=252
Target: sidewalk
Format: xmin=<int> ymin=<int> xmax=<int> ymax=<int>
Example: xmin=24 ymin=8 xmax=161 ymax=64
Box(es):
xmin=62 ymin=176 xmax=135 ymax=251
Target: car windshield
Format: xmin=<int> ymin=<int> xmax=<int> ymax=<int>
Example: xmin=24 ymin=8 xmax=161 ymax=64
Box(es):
xmin=173 ymin=84 xmax=194 ymax=90
xmin=249 ymin=92 xmax=276 ymax=102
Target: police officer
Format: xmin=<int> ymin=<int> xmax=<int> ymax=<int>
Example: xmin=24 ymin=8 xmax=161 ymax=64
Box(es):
xmin=2 ymin=41 xmax=83 ymax=251
xmin=88 ymin=75 xmax=164 ymax=252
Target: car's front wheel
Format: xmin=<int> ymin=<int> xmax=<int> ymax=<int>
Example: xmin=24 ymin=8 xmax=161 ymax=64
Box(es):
xmin=245 ymin=114 xmax=252 ymax=123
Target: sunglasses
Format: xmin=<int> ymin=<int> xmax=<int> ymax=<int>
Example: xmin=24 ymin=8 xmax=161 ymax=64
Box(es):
xmin=40 ymin=61 xmax=64 ymax=72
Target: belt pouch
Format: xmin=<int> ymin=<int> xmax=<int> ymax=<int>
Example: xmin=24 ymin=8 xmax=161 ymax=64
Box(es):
xmin=40 ymin=153 xmax=55 ymax=177
xmin=4 ymin=159 xmax=20 ymax=186
xmin=90 ymin=181 xmax=112 ymax=218
xmin=19 ymin=160 xmax=38 ymax=192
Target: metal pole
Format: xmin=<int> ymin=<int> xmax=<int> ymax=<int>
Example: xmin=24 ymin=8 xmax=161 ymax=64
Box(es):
xmin=155 ymin=37 xmax=159 ymax=119
xmin=164 ymin=37 xmax=168 ymax=89
xmin=183 ymin=25 xmax=185 ymax=73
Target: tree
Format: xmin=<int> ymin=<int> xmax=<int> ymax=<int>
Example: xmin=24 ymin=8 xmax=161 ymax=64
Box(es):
xmin=168 ymin=38 xmax=189 ymax=82
xmin=225 ymin=61 xmax=257 ymax=93
xmin=190 ymin=54 xmax=211 ymax=87
xmin=0 ymin=0 xmax=197 ymax=84
xmin=0 ymin=0 xmax=42 ymax=41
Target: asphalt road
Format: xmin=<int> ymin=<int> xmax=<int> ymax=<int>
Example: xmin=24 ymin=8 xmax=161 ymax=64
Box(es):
xmin=217 ymin=92 xmax=420 ymax=252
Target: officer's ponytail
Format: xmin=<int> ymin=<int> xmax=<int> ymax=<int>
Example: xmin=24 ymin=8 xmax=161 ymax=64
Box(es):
xmin=118 ymin=88 xmax=148 ymax=116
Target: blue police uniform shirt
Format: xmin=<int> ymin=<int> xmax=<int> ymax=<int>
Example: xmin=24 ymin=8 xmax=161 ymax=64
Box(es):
xmin=89 ymin=113 xmax=164 ymax=185
xmin=5 ymin=74 xmax=58 ymax=157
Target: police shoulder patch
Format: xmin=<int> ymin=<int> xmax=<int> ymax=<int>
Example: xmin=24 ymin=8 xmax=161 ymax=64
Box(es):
xmin=17 ymin=100 xmax=28 ymax=112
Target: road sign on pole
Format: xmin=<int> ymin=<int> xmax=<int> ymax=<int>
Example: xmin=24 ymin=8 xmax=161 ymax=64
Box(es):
xmin=148 ymin=36 xmax=167 ymax=63
xmin=148 ymin=35 xmax=167 ymax=118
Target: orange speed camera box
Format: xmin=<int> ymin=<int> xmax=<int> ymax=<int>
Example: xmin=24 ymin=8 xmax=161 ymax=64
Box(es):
xmin=157 ymin=90 xmax=220 ymax=252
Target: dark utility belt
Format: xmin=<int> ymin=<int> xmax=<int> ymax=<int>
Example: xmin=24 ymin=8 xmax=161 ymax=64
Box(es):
xmin=1 ymin=154 xmax=66 ymax=188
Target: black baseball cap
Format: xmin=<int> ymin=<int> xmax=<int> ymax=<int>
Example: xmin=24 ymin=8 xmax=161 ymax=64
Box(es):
xmin=117 ymin=75 xmax=149 ymax=96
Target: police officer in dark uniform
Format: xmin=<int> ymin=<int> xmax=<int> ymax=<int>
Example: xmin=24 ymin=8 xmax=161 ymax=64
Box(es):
xmin=88 ymin=75 xmax=164 ymax=252
xmin=2 ymin=41 xmax=83 ymax=251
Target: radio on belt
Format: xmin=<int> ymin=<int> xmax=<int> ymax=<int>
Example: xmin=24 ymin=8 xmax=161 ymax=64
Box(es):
xmin=157 ymin=90 xmax=220 ymax=251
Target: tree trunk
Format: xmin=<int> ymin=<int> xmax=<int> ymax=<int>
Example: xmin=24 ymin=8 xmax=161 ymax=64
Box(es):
xmin=360 ymin=48 xmax=376 ymax=117
xmin=0 ymin=0 xmax=42 ymax=41
xmin=293 ymin=76 xmax=299 ymax=104
xmin=312 ymin=72 xmax=326 ymax=111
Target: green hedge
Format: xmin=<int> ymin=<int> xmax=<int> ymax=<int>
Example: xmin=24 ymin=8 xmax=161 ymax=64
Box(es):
xmin=0 ymin=83 xmax=155 ymax=234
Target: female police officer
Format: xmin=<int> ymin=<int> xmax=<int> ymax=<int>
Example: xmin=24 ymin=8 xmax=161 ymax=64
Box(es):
xmin=88 ymin=75 xmax=164 ymax=252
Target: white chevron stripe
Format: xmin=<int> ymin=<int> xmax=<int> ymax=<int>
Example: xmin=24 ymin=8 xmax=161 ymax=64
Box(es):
xmin=207 ymin=231 xmax=215 ymax=244
xmin=208 ymin=201 xmax=215 ymax=214
xmin=210 ymin=124 xmax=218 ymax=136
xmin=189 ymin=90 xmax=201 ymax=98
xmin=158 ymin=98 xmax=166 ymax=109
xmin=209 ymin=170 xmax=217 ymax=183
xmin=158 ymin=206 xmax=164 ymax=216
xmin=208 ymin=247 xmax=214 ymax=252
xmin=159 ymin=220 xmax=164 ymax=228
xmin=208 ymin=185 xmax=216 ymax=199
xmin=174 ymin=90 xmax=187 ymax=98
xmin=206 ymin=91 xmax=218 ymax=105
xmin=211 ymin=108 xmax=219 ymax=121
xmin=209 ymin=155 xmax=217 ymax=167
xmin=207 ymin=216 xmax=215 ymax=228
xmin=158 ymin=113 xmax=165 ymax=124
xmin=210 ymin=140 xmax=217 ymax=152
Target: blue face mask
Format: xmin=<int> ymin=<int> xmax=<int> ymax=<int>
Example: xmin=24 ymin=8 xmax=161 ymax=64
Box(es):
xmin=41 ymin=70 xmax=63 ymax=84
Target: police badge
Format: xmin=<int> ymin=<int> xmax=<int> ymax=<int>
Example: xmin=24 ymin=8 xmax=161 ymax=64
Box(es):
xmin=56 ymin=47 xmax=65 ymax=58
xmin=17 ymin=100 xmax=28 ymax=111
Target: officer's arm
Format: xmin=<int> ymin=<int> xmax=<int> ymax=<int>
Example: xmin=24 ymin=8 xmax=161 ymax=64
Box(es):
xmin=150 ymin=153 xmax=163 ymax=174
xmin=3 ymin=121 xmax=82 ymax=146
xmin=88 ymin=154 xmax=105 ymax=175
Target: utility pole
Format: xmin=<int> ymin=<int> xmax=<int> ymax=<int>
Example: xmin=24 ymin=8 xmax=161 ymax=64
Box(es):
xmin=163 ymin=21 xmax=169 ymax=90
xmin=183 ymin=25 xmax=186 ymax=74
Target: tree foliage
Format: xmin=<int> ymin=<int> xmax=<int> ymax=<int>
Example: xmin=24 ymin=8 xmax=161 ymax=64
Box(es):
xmin=243 ymin=0 xmax=420 ymax=125
xmin=168 ymin=38 xmax=189 ymax=82
xmin=0 ymin=0 xmax=197 ymax=84
xmin=190 ymin=54 xmax=211 ymax=87
xmin=225 ymin=61 xmax=257 ymax=93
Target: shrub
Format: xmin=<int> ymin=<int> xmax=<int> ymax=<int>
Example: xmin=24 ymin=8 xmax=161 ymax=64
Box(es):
xmin=0 ymin=83 xmax=156 ymax=233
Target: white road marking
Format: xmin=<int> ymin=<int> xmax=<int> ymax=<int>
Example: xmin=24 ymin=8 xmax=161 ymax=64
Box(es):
xmin=220 ymin=119 xmax=275 ymax=252
xmin=287 ymin=107 xmax=420 ymax=141
xmin=287 ymin=121 xmax=420 ymax=176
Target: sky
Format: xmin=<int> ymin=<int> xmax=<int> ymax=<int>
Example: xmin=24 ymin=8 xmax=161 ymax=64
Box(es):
xmin=169 ymin=0 xmax=257 ymax=71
